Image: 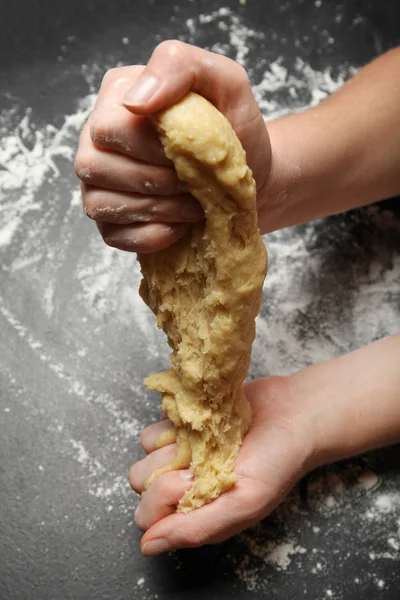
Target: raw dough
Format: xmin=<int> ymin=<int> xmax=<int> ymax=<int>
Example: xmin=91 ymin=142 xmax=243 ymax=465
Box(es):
xmin=137 ymin=92 xmax=267 ymax=512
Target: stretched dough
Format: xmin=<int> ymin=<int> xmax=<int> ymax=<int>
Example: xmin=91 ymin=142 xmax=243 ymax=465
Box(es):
xmin=137 ymin=92 xmax=267 ymax=512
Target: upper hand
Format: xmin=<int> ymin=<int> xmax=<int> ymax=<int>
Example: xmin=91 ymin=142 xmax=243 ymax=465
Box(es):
xmin=74 ymin=41 xmax=271 ymax=253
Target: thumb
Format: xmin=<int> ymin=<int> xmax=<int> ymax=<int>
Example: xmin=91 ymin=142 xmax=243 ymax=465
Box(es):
xmin=122 ymin=40 xmax=254 ymax=117
xmin=122 ymin=40 xmax=269 ymax=190
xmin=139 ymin=479 xmax=266 ymax=556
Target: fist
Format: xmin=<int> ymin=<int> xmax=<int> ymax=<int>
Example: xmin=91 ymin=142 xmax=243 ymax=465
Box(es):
xmin=74 ymin=41 xmax=271 ymax=253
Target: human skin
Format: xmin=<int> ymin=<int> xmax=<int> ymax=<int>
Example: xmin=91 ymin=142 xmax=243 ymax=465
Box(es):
xmin=74 ymin=42 xmax=400 ymax=251
xmin=74 ymin=41 xmax=400 ymax=555
xmin=131 ymin=335 xmax=400 ymax=556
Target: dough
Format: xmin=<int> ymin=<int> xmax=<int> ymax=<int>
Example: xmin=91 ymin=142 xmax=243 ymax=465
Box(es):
xmin=137 ymin=92 xmax=267 ymax=513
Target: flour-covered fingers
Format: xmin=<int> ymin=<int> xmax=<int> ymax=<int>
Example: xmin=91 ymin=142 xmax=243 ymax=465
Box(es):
xmin=75 ymin=131 xmax=183 ymax=196
xmin=129 ymin=444 xmax=178 ymax=494
xmin=97 ymin=221 xmax=190 ymax=253
xmin=81 ymin=184 xmax=203 ymax=225
xmin=89 ymin=65 xmax=170 ymax=165
xmin=140 ymin=419 xmax=175 ymax=454
xmin=122 ymin=41 xmax=252 ymax=117
xmin=135 ymin=470 xmax=193 ymax=531
xmin=121 ymin=41 xmax=271 ymax=192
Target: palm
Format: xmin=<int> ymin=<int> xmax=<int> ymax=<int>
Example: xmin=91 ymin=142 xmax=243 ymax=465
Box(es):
xmin=129 ymin=376 xmax=315 ymax=555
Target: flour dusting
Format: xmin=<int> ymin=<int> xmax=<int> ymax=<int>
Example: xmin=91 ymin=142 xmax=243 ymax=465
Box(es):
xmin=232 ymin=459 xmax=400 ymax=592
xmin=1 ymin=4 xmax=399 ymax=591
xmin=184 ymin=7 xmax=354 ymax=119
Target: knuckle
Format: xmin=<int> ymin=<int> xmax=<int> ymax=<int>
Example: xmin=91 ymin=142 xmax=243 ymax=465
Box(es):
xmin=82 ymin=195 xmax=99 ymax=220
xmin=139 ymin=424 xmax=161 ymax=452
xmin=139 ymin=428 xmax=149 ymax=450
xmin=156 ymin=39 xmax=187 ymax=60
xmin=101 ymin=65 xmax=142 ymax=88
xmin=194 ymin=525 xmax=212 ymax=546
xmin=235 ymin=63 xmax=250 ymax=86
xmin=102 ymin=233 xmax=118 ymax=249
xmin=90 ymin=115 xmax=125 ymax=151
xmin=180 ymin=524 xmax=211 ymax=548
xmin=74 ymin=154 xmax=93 ymax=181
xmin=89 ymin=117 xmax=109 ymax=147
xmin=128 ymin=464 xmax=140 ymax=490
xmin=134 ymin=506 xmax=146 ymax=531
xmin=101 ymin=66 xmax=123 ymax=87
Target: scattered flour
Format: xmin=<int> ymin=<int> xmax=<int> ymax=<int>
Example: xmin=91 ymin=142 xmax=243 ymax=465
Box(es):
xmin=1 ymin=6 xmax=399 ymax=593
xmin=232 ymin=460 xmax=400 ymax=592
xmin=0 ymin=94 xmax=95 ymax=249
xmin=184 ymin=7 xmax=354 ymax=119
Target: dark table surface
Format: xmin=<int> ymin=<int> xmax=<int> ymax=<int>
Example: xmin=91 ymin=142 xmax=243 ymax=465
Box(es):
xmin=1 ymin=1 xmax=400 ymax=599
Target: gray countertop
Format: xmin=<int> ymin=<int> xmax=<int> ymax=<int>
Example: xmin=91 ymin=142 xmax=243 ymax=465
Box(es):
xmin=1 ymin=1 xmax=399 ymax=598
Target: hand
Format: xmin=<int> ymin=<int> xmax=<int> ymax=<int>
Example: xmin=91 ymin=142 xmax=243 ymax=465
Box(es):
xmin=74 ymin=41 xmax=271 ymax=253
xmin=129 ymin=334 xmax=400 ymax=555
xmin=129 ymin=376 xmax=316 ymax=555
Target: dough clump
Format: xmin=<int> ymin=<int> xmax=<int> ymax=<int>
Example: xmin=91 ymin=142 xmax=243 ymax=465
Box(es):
xmin=137 ymin=92 xmax=267 ymax=512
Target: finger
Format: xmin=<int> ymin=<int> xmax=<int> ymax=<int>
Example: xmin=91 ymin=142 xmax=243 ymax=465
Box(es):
xmin=90 ymin=65 xmax=170 ymax=166
xmin=140 ymin=419 xmax=175 ymax=454
xmin=129 ymin=444 xmax=177 ymax=494
xmin=122 ymin=41 xmax=252 ymax=116
xmin=139 ymin=477 xmax=267 ymax=556
xmin=97 ymin=221 xmax=190 ymax=253
xmin=82 ymin=184 xmax=204 ymax=224
xmin=75 ymin=124 xmax=183 ymax=196
xmin=140 ymin=378 xmax=313 ymax=555
xmin=122 ymin=41 xmax=270 ymax=186
xmin=135 ymin=470 xmax=193 ymax=532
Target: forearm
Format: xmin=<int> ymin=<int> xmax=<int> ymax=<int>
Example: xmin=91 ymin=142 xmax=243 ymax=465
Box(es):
xmin=260 ymin=47 xmax=400 ymax=234
xmin=289 ymin=334 xmax=400 ymax=468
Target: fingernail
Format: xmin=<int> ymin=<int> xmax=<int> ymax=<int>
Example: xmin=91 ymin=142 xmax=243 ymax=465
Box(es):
xmin=142 ymin=538 xmax=171 ymax=556
xmin=182 ymin=470 xmax=194 ymax=481
xmin=123 ymin=75 xmax=159 ymax=107
xmin=181 ymin=200 xmax=204 ymax=220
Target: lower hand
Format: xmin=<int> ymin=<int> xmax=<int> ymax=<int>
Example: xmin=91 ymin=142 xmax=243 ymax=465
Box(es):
xmin=129 ymin=376 xmax=316 ymax=556
xmin=129 ymin=334 xmax=400 ymax=555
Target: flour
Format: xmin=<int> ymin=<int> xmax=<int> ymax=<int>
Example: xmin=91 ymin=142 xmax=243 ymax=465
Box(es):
xmin=230 ymin=459 xmax=400 ymax=592
xmin=0 ymin=94 xmax=95 ymax=250
xmin=1 ymin=4 xmax=399 ymax=590
xmin=184 ymin=7 xmax=354 ymax=120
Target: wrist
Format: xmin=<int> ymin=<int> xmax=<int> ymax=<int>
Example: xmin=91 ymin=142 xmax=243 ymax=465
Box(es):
xmin=288 ymin=335 xmax=400 ymax=472
xmin=257 ymin=107 xmax=349 ymax=235
xmin=256 ymin=115 xmax=304 ymax=235
xmin=258 ymin=50 xmax=400 ymax=235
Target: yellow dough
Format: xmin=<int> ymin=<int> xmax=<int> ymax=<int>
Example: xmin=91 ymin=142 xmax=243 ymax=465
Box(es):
xmin=137 ymin=92 xmax=267 ymax=513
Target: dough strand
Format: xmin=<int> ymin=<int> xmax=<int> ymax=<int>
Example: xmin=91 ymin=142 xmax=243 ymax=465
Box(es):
xmin=137 ymin=92 xmax=267 ymax=512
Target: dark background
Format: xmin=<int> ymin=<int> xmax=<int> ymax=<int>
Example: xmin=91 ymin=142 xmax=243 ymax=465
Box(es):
xmin=1 ymin=1 xmax=399 ymax=599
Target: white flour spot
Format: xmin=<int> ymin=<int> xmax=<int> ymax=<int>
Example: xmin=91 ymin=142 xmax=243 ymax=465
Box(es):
xmin=232 ymin=461 xmax=400 ymax=591
xmin=183 ymin=7 xmax=355 ymax=120
xmin=68 ymin=437 xmax=131 ymax=505
xmin=1 ymin=7 xmax=399 ymax=589
xmin=0 ymin=94 xmax=94 ymax=249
